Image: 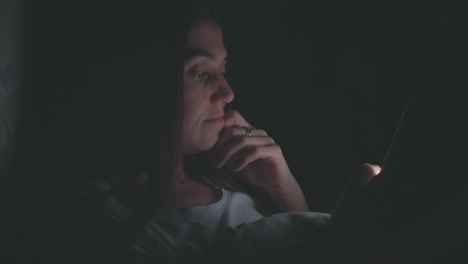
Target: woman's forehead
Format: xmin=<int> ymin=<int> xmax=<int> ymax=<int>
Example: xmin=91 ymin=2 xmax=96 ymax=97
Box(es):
xmin=185 ymin=19 xmax=227 ymax=62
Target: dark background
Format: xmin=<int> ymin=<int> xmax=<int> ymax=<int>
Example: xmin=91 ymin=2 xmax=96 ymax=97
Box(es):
xmin=220 ymin=1 xmax=466 ymax=210
xmin=1 ymin=0 xmax=466 ymax=211
xmin=1 ymin=0 xmax=468 ymax=262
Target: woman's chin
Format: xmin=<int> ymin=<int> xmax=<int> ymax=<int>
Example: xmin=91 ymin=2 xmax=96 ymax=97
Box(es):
xmin=191 ymin=141 xmax=217 ymax=154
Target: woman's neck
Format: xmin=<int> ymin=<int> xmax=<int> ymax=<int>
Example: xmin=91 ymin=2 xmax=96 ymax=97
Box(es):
xmin=165 ymin=165 xmax=222 ymax=209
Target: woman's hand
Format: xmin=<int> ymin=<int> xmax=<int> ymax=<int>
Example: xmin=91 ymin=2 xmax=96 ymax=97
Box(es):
xmin=324 ymin=164 xmax=386 ymax=262
xmin=331 ymin=163 xmax=381 ymax=230
xmin=332 ymin=163 xmax=381 ymax=215
xmin=208 ymin=109 xmax=309 ymax=212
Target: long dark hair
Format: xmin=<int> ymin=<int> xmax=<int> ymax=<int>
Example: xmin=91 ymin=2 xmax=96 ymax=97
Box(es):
xmin=101 ymin=0 xmax=276 ymax=216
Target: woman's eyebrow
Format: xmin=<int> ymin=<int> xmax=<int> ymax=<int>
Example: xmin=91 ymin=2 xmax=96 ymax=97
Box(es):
xmin=184 ymin=48 xmax=228 ymax=62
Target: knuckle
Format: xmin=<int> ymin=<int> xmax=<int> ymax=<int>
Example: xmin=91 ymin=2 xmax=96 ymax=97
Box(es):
xmin=256 ymin=129 xmax=268 ymax=136
xmin=250 ymin=146 xmax=261 ymax=156
xmin=227 ymin=109 xmax=240 ymax=118
xmin=272 ymin=144 xmax=282 ymax=154
xmin=226 ymin=109 xmax=236 ymax=116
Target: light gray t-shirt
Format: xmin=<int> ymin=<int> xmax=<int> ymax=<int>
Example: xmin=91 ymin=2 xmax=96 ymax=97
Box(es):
xmin=127 ymin=188 xmax=331 ymax=263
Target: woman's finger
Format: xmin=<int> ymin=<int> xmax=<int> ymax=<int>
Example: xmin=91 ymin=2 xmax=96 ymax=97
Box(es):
xmin=358 ymin=163 xmax=381 ymax=181
xmin=213 ymin=126 xmax=268 ymax=151
xmin=346 ymin=163 xmax=382 ymax=190
xmin=223 ymin=109 xmax=254 ymax=129
xmin=212 ymin=136 xmax=275 ymax=168
xmin=230 ymin=144 xmax=282 ymax=171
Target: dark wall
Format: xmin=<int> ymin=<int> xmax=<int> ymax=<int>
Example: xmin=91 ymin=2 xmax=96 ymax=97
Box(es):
xmin=0 ymin=0 xmax=20 ymax=191
xmin=221 ymin=1 xmax=466 ymax=210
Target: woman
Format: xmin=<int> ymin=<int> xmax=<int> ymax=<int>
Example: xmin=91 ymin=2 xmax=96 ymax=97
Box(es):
xmin=68 ymin=1 xmax=382 ymax=263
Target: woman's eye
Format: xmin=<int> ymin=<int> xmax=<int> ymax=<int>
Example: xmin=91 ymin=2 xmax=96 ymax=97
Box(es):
xmin=195 ymin=72 xmax=208 ymax=80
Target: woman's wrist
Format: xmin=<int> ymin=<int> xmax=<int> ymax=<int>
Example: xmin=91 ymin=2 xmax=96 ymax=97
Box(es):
xmin=267 ymin=177 xmax=309 ymax=212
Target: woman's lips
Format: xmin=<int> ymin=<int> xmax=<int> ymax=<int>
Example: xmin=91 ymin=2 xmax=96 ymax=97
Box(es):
xmin=205 ymin=113 xmax=224 ymax=122
xmin=204 ymin=117 xmax=224 ymax=123
xmin=204 ymin=114 xmax=225 ymax=124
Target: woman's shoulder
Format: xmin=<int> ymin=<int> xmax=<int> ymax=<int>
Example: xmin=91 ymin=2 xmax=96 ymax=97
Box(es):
xmin=66 ymin=177 xmax=138 ymax=264
xmin=72 ymin=177 xmax=134 ymax=229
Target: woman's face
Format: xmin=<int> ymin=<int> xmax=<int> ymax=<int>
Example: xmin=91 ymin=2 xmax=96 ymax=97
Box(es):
xmin=181 ymin=18 xmax=234 ymax=154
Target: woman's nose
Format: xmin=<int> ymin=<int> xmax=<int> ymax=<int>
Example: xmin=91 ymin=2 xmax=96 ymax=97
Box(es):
xmin=212 ymin=73 xmax=234 ymax=104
